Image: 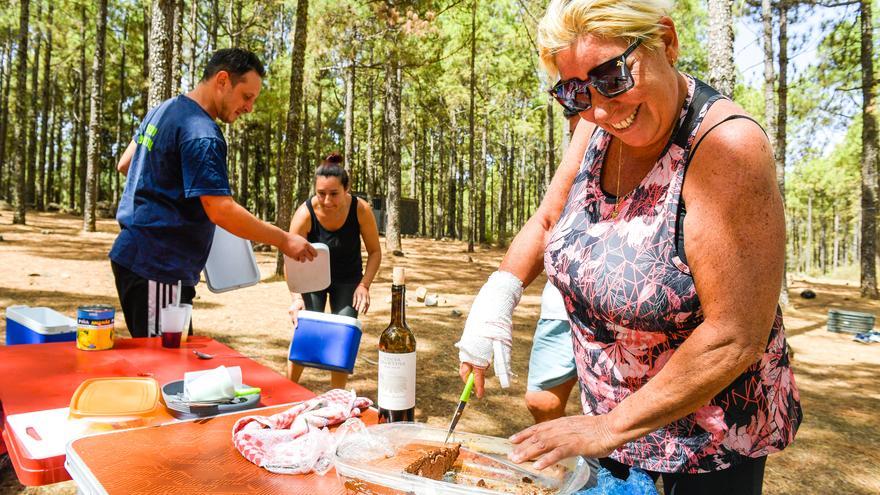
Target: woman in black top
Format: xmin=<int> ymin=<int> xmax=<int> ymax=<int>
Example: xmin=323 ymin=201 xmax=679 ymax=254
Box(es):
xmin=286 ymin=152 xmax=381 ymax=388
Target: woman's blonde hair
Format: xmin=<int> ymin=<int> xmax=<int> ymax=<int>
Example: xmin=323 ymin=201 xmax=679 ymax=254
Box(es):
xmin=537 ymin=0 xmax=673 ymax=80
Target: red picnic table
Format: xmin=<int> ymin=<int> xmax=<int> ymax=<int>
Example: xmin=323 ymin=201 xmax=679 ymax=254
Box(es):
xmin=65 ymin=403 xmax=379 ymax=494
xmin=0 ymin=336 xmax=321 ymax=486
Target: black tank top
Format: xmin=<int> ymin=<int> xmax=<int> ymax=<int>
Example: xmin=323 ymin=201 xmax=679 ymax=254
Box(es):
xmin=305 ymin=194 xmax=363 ymax=283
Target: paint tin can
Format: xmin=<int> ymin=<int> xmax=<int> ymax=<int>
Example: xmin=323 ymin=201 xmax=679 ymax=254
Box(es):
xmin=76 ymin=305 xmax=115 ymax=351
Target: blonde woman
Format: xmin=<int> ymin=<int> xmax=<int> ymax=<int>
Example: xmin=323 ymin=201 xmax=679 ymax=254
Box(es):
xmin=456 ymin=1 xmax=801 ymax=492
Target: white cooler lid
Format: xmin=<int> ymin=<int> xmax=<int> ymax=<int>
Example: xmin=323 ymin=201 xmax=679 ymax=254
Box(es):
xmin=6 ymin=306 xmax=76 ymax=335
xmin=284 ymin=244 xmax=331 ymax=294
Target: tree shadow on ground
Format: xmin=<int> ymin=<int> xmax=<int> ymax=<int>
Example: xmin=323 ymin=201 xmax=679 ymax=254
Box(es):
xmin=766 ymin=360 xmax=880 ymax=495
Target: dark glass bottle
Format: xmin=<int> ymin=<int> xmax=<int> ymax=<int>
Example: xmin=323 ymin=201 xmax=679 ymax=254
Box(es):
xmin=378 ymin=267 xmax=416 ymax=423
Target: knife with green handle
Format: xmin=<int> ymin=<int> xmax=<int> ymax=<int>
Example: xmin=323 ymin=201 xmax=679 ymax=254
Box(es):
xmin=445 ymin=372 xmax=475 ymax=444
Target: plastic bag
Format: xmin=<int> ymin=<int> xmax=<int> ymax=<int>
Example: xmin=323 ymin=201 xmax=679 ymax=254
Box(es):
xmin=334 ymin=418 xmax=395 ymax=463
xmin=262 ymin=426 xmax=335 ymax=475
xmin=577 ymin=466 xmax=658 ymax=495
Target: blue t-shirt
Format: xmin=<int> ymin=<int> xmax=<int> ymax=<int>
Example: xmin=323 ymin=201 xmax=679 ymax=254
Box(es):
xmin=109 ymin=95 xmax=231 ymax=285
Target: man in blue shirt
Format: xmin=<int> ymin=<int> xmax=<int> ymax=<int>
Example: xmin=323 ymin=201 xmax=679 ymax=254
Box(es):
xmin=111 ymin=48 xmax=315 ymax=338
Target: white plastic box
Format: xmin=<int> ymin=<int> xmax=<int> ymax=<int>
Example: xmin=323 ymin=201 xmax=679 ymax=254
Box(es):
xmin=5 ymin=306 xmax=77 ymax=345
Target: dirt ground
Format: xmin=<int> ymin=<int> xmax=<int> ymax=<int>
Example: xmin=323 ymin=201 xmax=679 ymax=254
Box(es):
xmin=0 ymin=209 xmax=878 ymax=495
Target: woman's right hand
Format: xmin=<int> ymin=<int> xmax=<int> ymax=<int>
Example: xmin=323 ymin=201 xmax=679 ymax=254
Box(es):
xmin=455 ymin=271 xmax=523 ymax=398
xmin=459 ymin=362 xmax=489 ymax=399
xmin=288 ymin=298 xmax=304 ymax=327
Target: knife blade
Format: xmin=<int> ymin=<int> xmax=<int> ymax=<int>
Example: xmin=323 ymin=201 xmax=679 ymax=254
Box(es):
xmin=445 ymin=372 xmax=476 ymax=444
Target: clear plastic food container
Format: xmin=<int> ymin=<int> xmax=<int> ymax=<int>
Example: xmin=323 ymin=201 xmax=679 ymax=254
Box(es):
xmin=333 ymin=422 xmax=591 ymax=495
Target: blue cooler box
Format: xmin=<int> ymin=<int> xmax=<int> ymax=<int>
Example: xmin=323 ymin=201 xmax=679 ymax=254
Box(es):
xmin=289 ymin=310 xmax=362 ymax=373
xmin=5 ymin=306 xmax=77 ymax=345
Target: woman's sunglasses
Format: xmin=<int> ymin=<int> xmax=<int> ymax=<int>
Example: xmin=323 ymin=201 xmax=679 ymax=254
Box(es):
xmin=549 ymin=39 xmax=642 ymax=114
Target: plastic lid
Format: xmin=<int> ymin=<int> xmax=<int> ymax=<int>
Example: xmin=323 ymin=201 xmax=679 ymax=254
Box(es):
xmin=203 ymin=226 xmax=261 ymax=293
xmin=284 ymin=243 xmax=331 ymax=293
xmin=69 ymin=377 xmax=160 ymax=418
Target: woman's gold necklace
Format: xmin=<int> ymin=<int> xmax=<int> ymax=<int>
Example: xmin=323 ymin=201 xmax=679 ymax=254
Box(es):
xmin=611 ymin=138 xmax=624 ymax=219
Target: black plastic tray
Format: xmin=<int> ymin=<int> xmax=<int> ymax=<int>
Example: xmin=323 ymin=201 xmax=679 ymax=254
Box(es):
xmin=161 ymin=379 xmax=261 ymax=419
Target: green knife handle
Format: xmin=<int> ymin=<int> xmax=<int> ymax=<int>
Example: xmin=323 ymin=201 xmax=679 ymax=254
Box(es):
xmin=460 ymin=372 xmax=475 ymax=402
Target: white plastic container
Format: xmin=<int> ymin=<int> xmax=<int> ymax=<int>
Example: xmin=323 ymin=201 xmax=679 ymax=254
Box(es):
xmin=284 ymin=243 xmax=331 ymax=294
xmin=5 ymin=306 xmax=77 ymax=345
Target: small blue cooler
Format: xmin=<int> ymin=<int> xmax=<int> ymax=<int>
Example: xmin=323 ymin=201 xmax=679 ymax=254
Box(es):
xmin=5 ymin=306 xmax=77 ymax=345
xmin=288 ymin=310 xmax=362 ymax=373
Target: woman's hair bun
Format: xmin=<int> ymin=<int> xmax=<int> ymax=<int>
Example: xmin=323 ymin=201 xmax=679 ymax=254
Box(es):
xmin=324 ymin=151 xmax=343 ymax=164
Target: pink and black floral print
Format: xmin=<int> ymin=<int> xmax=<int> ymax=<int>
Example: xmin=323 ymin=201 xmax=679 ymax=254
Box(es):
xmin=544 ymin=76 xmax=802 ymax=474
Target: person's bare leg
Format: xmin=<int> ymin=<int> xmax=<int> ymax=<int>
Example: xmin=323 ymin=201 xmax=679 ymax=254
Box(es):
xmin=287 ymin=362 xmax=305 ymax=382
xmin=330 ymin=371 xmax=349 ymax=389
xmin=525 ymin=377 xmax=577 ymax=423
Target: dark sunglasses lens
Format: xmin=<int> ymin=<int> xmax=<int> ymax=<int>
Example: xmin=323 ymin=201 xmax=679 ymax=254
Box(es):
xmin=592 ymin=57 xmax=633 ymax=97
xmin=556 ymin=81 xmax=590 ymax=113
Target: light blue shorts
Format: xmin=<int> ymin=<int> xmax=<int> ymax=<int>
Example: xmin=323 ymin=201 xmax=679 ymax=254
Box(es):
xmin=527 ymin=318 xmax=577 ymax=392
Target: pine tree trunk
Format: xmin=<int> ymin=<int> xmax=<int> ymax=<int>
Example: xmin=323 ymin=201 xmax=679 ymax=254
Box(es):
xmin=366 ymin=69 xmax=374 ymax=198
xmin=544 ymin=96 xmax=555 ymax=196
xmin=497 ymin=124 xmax=509 ymax=244
xmin=297 ymin=98 xmax=311 ymax=202
xmin=114 ymin=13 xmax=129 ymax=207
xmin=446 ymin=125 xmax=457 ymax=239
xmin=314 ymin=74 xmax=322 ymax=160
xmin=410 ymin=130 xmax=416 ymax=199
xmin=69 ymin=102 xmax=79 ymax=211
xmin=171 ymin=0 xmax=183 ymax=93
xmin=26 ymin=1 xmax=43 ymax=208
xmin=385 ymin=60 xmax=403 ymax=254
xmin=479 ymin=116 xmax=487 ymax=243
xmin=0 ymin=37 xmax=14 ymax=199
xmin=275 ymin=0 xmax=309 ymax=276
xmin=429 ymin=131 xmax=435 ymax=238
xmin=860 ymin=0 xmax=879 ymax=298
xmin=47 ymin=92 xmax=59 ymax=205
xmin=36 ymin=2 xmax=54 ymax=211
xmin=467 ymin=0 xmax=477 ymax=252
xmin=141 ymin=10 xmax=150 ymax=116
xmin=78 ymin=8 xmax=88 ymax=213
xmin=419 ymin=130 xmax=426 ymax=236
xmin=148 ymin=0 xmax=175 ymax=109
xmin=707 ymin=0 xmax=735 ymax=97
xmin=436 ymin=127 xmax=445 ymax=240
xmin=75 ymin=3 xmax=88 ymax=212
xmin=12 ymin=0 xmax=30 ymax=224
xmin=344 ymin=62 xmax=355 ymax=178
xmin=209 ymin=0 xmax=219 ymax=52
xmin=84 ymin=0 xmax=109 ymax=232
xmin=775 ymin=3 xmax=790 ymax=305
xmin=188 ymin=0 xmax=197 ymax=90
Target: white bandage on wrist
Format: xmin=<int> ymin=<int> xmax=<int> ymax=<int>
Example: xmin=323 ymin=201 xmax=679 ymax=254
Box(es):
xmin=455 ymin=271 xmax=523 ymax=387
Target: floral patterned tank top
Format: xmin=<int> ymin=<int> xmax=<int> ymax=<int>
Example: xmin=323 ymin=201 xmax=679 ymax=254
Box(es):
xmin=544 ymin=75 xmax=802 ymax=473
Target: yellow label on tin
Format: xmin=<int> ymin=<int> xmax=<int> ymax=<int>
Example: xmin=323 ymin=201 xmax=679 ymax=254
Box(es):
xmin=77 ymin=325 xmax=115 ymax=351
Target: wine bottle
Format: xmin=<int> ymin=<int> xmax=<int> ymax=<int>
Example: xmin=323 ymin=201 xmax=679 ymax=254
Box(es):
xmin=378 ymin=267 xmax=416 ymax=423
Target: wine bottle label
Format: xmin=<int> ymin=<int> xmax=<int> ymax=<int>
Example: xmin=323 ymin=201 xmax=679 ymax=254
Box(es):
xmin=378 ymin=351 xmax=416 ymax=410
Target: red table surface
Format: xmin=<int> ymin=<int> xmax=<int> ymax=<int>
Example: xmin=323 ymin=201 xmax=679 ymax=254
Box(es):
xmin=0 ymin=336 xmax=315 ymax=486
xmin=67 ymin=405 xmax=379 ymax=494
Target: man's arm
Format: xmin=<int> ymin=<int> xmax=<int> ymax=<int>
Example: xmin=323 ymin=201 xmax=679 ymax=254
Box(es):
xmin=200 ymin=195 xmax=316 ymax=261
xmin=117 ymin=141 xmax=137 ymax=176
